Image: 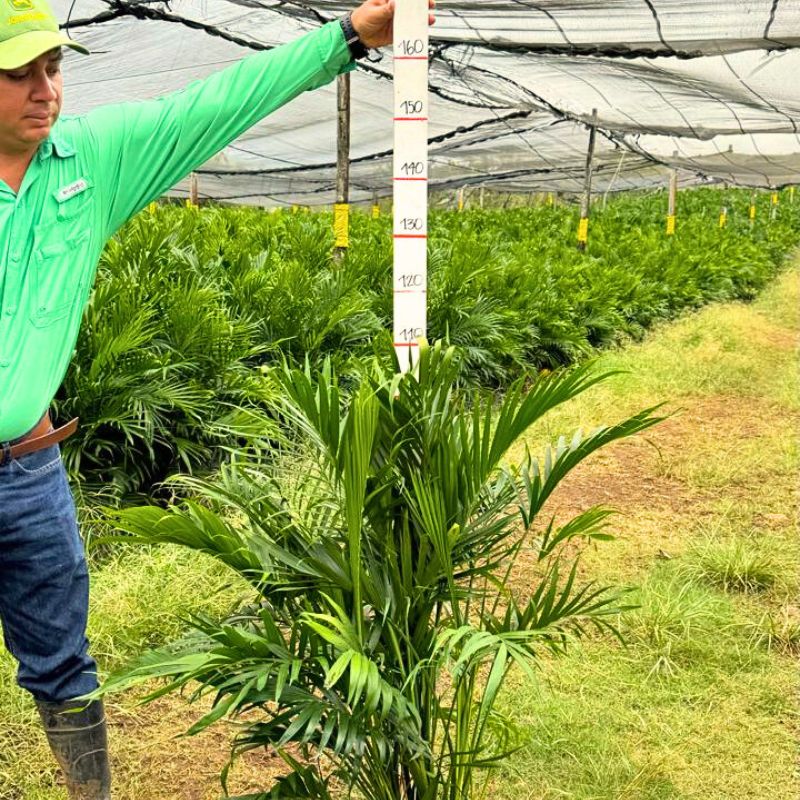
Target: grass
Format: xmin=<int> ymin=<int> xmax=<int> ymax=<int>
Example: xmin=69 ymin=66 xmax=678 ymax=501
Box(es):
xmin=0 ymin=547 xmax=244 ymax=800
xmin=684 ymin=537 xmax=783 ymax=593
xmin=746 ymin=606 xmax=800 ymax=654
xmin=0 ymin=268 xmax=797 ymax=799
xmin=496 ymin=266 xmax=799 ymax=800
xmin=621 ymin=569 xmax=735 ymax=675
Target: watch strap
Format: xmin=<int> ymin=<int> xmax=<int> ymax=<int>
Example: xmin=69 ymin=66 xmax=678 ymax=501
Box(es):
xmin=340 ymin=13 xmax=370 ymax=60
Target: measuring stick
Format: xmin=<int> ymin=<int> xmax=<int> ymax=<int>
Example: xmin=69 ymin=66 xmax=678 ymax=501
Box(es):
xmin=393 ymin=0 xmax=429 ymax=373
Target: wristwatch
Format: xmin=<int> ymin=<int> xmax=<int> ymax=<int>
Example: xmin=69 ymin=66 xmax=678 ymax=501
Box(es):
xmin=340 ymin=13 xmax=370 ymax=60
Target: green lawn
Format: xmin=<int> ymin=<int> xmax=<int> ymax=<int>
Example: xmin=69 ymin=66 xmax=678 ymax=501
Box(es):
xmin=1 ymin=268 xmax=797 ymax=800
xmin=497 ymin=266 xmax=799 ymax=800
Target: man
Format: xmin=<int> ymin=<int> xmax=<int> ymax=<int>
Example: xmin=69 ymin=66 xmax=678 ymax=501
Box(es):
xmin=0 ymin=0 xmax=435 ymax=796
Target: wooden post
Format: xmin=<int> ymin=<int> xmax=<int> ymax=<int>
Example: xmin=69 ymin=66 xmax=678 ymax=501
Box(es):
xmin=770 ymin=189 xmax=779 ymax=221
xmin=334 ymin=73 xmax=351 ymax=261
xmin=188 ymin=172 xmax=199 ymax=207
xmin=666 ymin=154 xmax=678 ymax=236
xmin=479 ymin=186 xmax=485 ymax=209
xmin=577 ymin=109 xmax=598 ymax=251
xmin=666 ymin=171 xmax=677 ymax=234
xmin=458 ymin=186 xmax=465 ymax=212
xmin=372 ymin=190 xmax=380 ymax=219
xmin=749 ymin=190 xmax=757 ymax=226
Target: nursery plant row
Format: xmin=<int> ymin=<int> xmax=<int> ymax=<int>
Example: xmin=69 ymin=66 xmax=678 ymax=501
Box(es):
xmin=55 ymin=188 xmax=800 ymax=497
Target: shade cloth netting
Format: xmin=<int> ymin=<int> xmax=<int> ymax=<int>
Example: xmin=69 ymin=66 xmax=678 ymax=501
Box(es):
xmin=53 ymin=1 xmax=800 ymax=205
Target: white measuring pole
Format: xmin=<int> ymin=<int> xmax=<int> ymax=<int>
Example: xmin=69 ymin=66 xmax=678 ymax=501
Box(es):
xmin=393 ymin=0 xmax=429 ymax=373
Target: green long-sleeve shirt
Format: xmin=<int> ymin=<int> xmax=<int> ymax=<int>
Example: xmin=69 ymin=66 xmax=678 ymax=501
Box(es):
xmin=0 ymin=21 xmax=353 ymax=443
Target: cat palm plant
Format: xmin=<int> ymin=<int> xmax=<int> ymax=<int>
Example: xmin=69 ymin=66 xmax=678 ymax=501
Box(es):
xmin=101 ymin=342 xmax=663 ymax=799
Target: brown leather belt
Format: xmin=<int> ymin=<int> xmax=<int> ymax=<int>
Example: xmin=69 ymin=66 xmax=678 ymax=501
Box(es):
xmin=0 ymin=416 xmax=79 ymax=467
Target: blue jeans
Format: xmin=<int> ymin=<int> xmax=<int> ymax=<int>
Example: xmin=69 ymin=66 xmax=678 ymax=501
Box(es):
xmin=0 ymin=444 xmax=98 ymax=703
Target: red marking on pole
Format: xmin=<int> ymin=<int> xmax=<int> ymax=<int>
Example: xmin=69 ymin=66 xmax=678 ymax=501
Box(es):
xmin=393 ymin=117 xmax=429 ymax=122
xmin=394 ymin=56 xmax=429 ymax=61
xmin=393 ymin=234 xmax=428 ymax=239
xmin=394 ymin=289 xmax=427 ymax=294
xmin=394 ymin=342 xmax=422 ymax=347
xmin=393 ymin=177 xmax=428 ymax=182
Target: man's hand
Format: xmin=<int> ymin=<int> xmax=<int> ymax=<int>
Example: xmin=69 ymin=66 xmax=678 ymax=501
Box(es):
xmin=351 ymin=0 xmax=436 ymax=50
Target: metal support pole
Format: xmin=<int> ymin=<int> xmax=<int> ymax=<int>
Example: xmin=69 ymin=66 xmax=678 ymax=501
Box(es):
xmin=189 ymin=172 xmax=199 ymax=207
xmin=577 ymin=109 xmax=597 ymax=252
xmin=334 ymin=73 xmax=351 ymax=261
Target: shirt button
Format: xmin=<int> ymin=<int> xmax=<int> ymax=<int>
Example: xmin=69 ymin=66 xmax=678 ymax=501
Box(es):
xmin=4 ymin=307 xmax=14 ymax=316
xmin=0 ymin=360 xmax=9 ymax=368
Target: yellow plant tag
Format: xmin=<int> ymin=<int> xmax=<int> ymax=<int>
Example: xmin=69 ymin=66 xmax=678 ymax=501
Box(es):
xmin=334 ymin=203 xmax=350 ymax=248
xmin=372 ymin=204 xmax=381 ymax=219
xmin=771 ymin=192 xmax=779 ymax=205
xmin=666 ymin=215 xmax=676 ymax=236
xmin=719 ymin=213 xmax=727 ymax=228
xmin=577 ymin=217 xmax=589 ymax=243
xmin=749 ymin=205 xmax=756 ymax=220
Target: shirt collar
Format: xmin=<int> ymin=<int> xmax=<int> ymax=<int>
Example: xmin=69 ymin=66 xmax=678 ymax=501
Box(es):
xmin=0 ymin=129 xmax=76 ymax=199
xmin=37 ymin=129 xmax=76 ymax=162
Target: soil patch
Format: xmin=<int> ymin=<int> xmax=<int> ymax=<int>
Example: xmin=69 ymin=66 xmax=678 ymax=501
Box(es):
xmin=508 ymin=394 xmax=798 ymax=594
xmin=539 ymin=394 xmax=797 ymax=524
xmin=108 ymin=691 xmax=286 ymax=800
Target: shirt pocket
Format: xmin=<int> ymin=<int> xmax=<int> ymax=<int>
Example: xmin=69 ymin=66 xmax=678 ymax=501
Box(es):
xmin=56 ymin=189 xmax=94 ymax=222
xmin=29 ymin=221 xmax=91 ymax=328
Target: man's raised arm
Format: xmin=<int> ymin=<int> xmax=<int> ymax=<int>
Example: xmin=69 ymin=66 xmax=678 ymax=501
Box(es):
xmin=76 ymin=0 xmax=425 ymax=236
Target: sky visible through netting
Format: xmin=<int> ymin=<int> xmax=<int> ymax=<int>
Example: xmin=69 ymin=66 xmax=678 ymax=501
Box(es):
xmin=54 ymin=0 xmax=800 ymax=204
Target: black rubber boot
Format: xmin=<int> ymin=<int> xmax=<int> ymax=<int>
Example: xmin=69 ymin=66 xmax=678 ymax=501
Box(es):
xmin=36 ymin=698 xmax=112 ymax=800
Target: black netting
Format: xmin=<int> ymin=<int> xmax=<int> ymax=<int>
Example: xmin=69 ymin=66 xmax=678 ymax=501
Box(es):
xmin=54 ymin=0 xmax=800 ymax=204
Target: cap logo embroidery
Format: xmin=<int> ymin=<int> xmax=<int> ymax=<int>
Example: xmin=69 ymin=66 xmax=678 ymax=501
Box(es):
xmin=7 ymin=0 xmax=34 ymax=11
xmin=9 ymin=10 xmax=45 ymax=24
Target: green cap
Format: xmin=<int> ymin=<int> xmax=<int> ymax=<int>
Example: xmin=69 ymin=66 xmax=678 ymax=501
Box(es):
xmin=0 ymin=0 xmax=88 ymax=70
